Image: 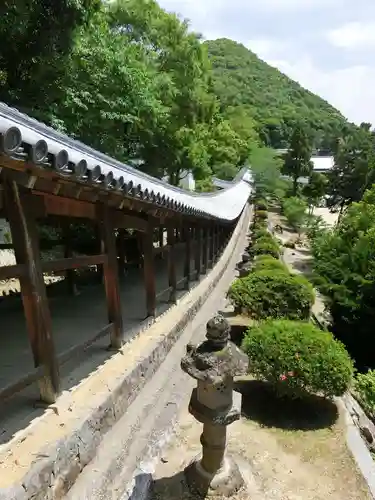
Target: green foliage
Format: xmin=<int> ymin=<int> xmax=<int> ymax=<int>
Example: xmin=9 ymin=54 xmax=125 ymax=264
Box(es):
xmin=254 ymin=209 xmax=268 ymax=220
xmin=241 ymin=319 xmax=354 ymax=398
xmin=354 ymin=370 xmax=375 ymax=418
xmin=311 ymin=185 xmax=375 ymax=369
xmin=251 ymin=239 xmax=280 ymax=259
xmin=253 ymin=256 xmax=288 ymax=273
xmin=254 ymin=199 xmax=268 ymax=211
xmin=0 ymin=0 xmax=100 ymax=114
xmin=205 ymin=39 xmax=349 ymax=150
xmin=283 ymin=197 xmax=307 ymax=232
xmin=249 ymin=147 xmax=284 ymax=198
xmin=252 ymin=228 xmax=270 ymax=240
xmin=327 ymin=127 xmax=375 ymax=213
xmin=302 ymin=172 xmax=327 ymax=213
xmin=283 ymin=126 xmax=313 ymax=195
xmin=227 ymin=270 xmax=314 ymax=320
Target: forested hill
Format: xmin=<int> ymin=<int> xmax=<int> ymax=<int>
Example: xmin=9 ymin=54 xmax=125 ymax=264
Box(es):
xmin=205 ymin=38 xmax=351 ymax=150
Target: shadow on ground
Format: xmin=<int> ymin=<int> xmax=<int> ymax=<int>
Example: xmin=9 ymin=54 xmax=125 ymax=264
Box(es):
xmin=151 ymin=471 xmax=206 ymax=500
xmin=235 ymin=379 xmax=338 ymax=431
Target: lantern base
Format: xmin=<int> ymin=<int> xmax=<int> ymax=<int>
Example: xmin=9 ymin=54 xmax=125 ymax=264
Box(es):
xmin=184 ymin=454 xmax=244 ymax=497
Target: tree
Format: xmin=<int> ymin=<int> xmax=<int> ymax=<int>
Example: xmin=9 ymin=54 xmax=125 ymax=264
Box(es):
xmin=249 ymin=147 xmax=283 ymax=198
xmin=283 ymin=125 xmax=313 ymax=195
xmin=0 ymin=0 xmax=100 ymax=119
xmin=53 ymin=10 xmax=169 ymax=162
xmin=283 ymin=197 xmax=308 ymax=233
xmin=311 ymin=185 xmax=375 ymax=369
xmin=327 ymin=128 xmax=375 ymax=216
xmin=108 ymin=0 xmax=216 ymax=184
xmin=302 ymin=172 xmax=327 ymax=214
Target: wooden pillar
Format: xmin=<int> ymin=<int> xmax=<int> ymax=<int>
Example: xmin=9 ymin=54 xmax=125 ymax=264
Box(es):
xmin=158 ymin=227 xmax=164 ymax=254
xmin=209 ymin=224 xmax=215 ymax=267
xmin=183 ymin=225 xmax=191 ymax=289
xmin=194 ymin=225 xmax=202 ymax=277
xmin=97 ymin=204 xmax=123 ymax=349
xmin=167 ymin=224 xmax=177 ymax=302
xmin=202 ymin=226 xmax=208 ymax=274
xmin=143 ymin=222 xmax=156 ymax=317
xmin=4 ymin=179 xmax=60 ymax=403
xmin=117 ymin=228 xmax=127 ymax=279
xmin=63 ymin=221 xmax=78 ymax=295
xmin=213 ymin=225 xmax=218 ymax=262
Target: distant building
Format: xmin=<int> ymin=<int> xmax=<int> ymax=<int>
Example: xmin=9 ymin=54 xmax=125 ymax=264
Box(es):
xmin=163 ymin=170 xmax=196 ymax=191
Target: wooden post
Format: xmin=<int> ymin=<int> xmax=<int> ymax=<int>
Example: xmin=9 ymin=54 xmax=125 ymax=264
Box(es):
xmin=117 ymin=228 xmax=127 ymax=280
xmin=97 ymin=204 xmax=123 ymax=349
xmin=183 ymin=225 xmax=191 ymax=289
xmin=194 ymin=225 xmax=202 ymax=277
xmin=63 ymin=220 xmax=78 ymax=295
xmin=213 ymin=225 xmax=218 ymax=262
xmin=159 ymin=227 xmax=164 ymax=256
xmin=4 ymin=179 xmax=60 ymax=403
xmin=202 ymin=226 xmax=208 ymax=274
xmin=209 ymin=224 xmax=215 ymax=267
xmin=142 ymin=221 xmax=156 ymax=317
xmin=167 ymin=224 xmax=177 ymax=302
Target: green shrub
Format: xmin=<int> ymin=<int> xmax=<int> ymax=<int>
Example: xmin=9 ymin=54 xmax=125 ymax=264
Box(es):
xmin=251 ymin=239 xmax=280 ymax=259
xmin=227 ymin=270 xmax=314 ymax=320
xmin=354 ymin=370 xmax=375 ymax=418
xmin=252 ymin=228 xmax=270 ymax=240
xmin=283 ymin=197 xmax=307 ymax=233
xmin=255 ymin=209 xmax=268 ymax=220
xmin=242 ymin=319 xmax=354 ymax=398
xmin=255 ymin=199 xmax=268 ymax=211
xmin=253 ymin=256 xmax=288 ymax=273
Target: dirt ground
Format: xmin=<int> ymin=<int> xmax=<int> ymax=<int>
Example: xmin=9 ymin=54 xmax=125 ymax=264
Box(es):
xmin=151 ymin=380 xmax=371 ymax=500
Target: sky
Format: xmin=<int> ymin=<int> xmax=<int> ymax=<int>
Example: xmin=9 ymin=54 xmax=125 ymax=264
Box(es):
xmin=157 ymin=0 xmax=375 ymax=125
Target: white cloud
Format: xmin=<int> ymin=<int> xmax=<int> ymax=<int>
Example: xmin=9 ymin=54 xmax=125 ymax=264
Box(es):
xmin=327 ymin=21 xmax=375 ymax=49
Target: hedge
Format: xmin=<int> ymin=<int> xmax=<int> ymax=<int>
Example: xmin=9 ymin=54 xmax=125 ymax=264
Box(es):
xmin=254 ymin=209 xmax=268 ymax=220
xmin=251 ymin=239 xmax=280 ymax=259
xmin=353 ymin=370 xmax=375 ymax=419
xmin=227 ymin=269 xmax=314 ymax=320
xmin=242 ymin=319 xmax=354 ymax=398
xmin=253 ymin=256 xmax=288 ymax=273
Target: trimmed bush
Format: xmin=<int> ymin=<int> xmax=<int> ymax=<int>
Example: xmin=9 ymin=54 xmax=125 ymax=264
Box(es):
xmin=252 ymin=228 xmax=270 ymax=240
xmin=242 ymin=319 xmax=354 ymax=398
xmin=354 ymin=370 xmax=375 ymax=419
xmin=254 ymin=209 xmax=268 ymax=220
xmin=253 ymin=256 xmax=288 ymax=273
xmin=227 ymin=270 xmax=314 ymax=320
xmin=251 ymin=239 xmax=280 ymax=259
xmin=255 ymin=199 xmax=268 ymax=211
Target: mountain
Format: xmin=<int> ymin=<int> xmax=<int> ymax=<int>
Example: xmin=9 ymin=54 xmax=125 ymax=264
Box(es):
xmin=204 ymin=38 xmax=352 ymax=150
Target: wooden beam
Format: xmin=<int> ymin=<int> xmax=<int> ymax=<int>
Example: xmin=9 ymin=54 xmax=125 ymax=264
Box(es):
xmin=4 ymin=179 xmax=60 ymax=404
xmin=0 ymin=263 xmax=26 ymax=280
xmin=32 ymin=190 xmax=148 ymax=230
xmin=142 ymin=220 xmax=156 ymax=317
xmin=97 ymin=204 xmax=124 ymax=349
xmin=183 ymin=226 xmax=191 ymax=290
xmin=167 ymin=225 xmax=177 ymax=303
xmin=41 ymin=254 xmax=107 ymax=273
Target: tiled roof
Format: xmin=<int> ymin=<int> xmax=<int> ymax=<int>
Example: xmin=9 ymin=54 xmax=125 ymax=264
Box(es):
xmin=0 ymin=103 xmax=253 ymax=222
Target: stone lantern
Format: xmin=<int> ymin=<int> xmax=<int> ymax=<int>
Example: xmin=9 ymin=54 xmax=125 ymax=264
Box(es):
xmin=181 ymin=314 xmax=249 ymax=497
